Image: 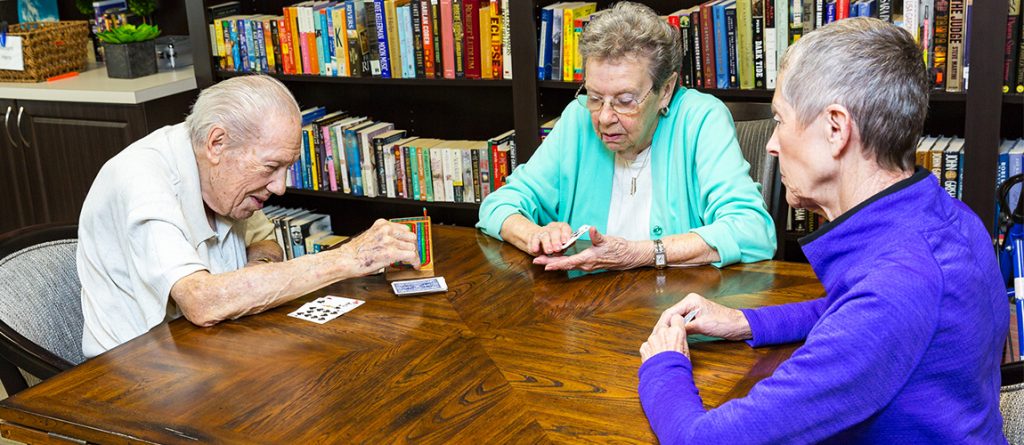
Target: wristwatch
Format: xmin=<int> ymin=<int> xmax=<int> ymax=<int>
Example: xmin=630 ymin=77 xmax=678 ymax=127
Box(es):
xmin=653 ymin=239 xmax=667 ymax=269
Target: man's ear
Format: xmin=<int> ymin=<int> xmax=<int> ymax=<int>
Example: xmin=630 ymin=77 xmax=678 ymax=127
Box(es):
xmin=205 ymin=126 xmax=229 ymax=165
xmin=824 ymin=104 xmax=853 ymax=159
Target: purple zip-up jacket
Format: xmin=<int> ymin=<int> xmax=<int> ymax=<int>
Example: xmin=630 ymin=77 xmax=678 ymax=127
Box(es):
xmin=639 ymin=169 xmax=1008 ymax=444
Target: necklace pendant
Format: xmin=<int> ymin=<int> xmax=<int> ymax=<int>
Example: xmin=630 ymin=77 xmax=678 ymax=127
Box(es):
xmin=631 ymin=178 xmax=637 ymax=196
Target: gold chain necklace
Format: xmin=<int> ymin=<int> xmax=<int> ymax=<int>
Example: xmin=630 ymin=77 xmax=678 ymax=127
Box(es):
xmin=620 ymin=148 xmax=652 ymax=196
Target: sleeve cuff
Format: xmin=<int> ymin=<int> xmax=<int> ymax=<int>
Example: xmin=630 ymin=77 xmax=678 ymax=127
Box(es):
xmin=477 ymin=205 xmax=524 ymax=241
xmin=689 ymin=223 xmax=741 ymax=268
xmin=741 ymin=307 xmax=771 ymax=347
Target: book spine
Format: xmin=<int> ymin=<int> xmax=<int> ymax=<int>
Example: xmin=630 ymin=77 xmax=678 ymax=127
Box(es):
xmin=878 ymin=0 xmax=891 ymax=21
xmin=264 ymin=19 xmax=277 ymax=73
xmin=463 ymin=0 xmax=481 ymax=78
xmin=427 ymin=147 xmax=443 ymax=201
xmin=942 ymin=146 xmax=959 ymax=198
xmin=726 ymin=7 xmax=739 ymax=89
xmin=421 ymin=0 xmax=436 ymax=77
xmin=702 ymin=2 xmax=718 ymax=88
xmin=452 ymin=0 xmax=466 ymax=78
xmin=386 ymin=0 xmax=404 ymax=77
xmin=431 ymin=0 xmax=444 ymax=77
xmin=271 ymin=19 xmax=283 ymax=74
xmin=365 ymin=0 xmax=382 ymax=76
xmin=417 ymin=146 xmax=429 ymax=200
xmin=678 ymin=15 xmax=692 ymax=87
xmin=344 ymin=1 xmax=364 ymax=77
xmin=930 ymin=0 xmax=950 ymax=90
xmin=691 ymin=11 xmax=704 ymax=88
xmin=945 ymin=0 xmax=965 ymax=92
xmin=714 ymin=4 xmax=730 ymax=89
xmin=315 ymin=10 xmax=327 ymax=75
xmin=423 ymin=147 xmax=435 ymax=201
xmin=325 ymin=9 xmax=336 ymax=76
xmin=538 ymin=7 xmax=553 ymax=80
xmin=737 ymin=0 xmax=755 ymax=90
xmin=480 ymin=6 xmax=492 ymax=79
xmin=478 ymin=146 xmax=491 ymax=199
xmin=471 ymin=148 xmax=482 ymax=202
xmin=334 ymin=7 xmax=350 ymax=76
xmin=501 ymin=0 xmax=512 ymax=79
xmin=394 ymin=144 xmax=405 ymax=198
xmin=551 ymin=6 xmax=563 ymax=81
xmin=398 ymin=5 xmax=416 ymax=78
xmin=407 ymin=145 xmax=420 ymax=200
xmin=562 ymin=7 xmax=575 ymax=82
xmin=374 ymin=139 xmax=388 ymax=197
xmin=571 ymin=15 xmax=584 ymax=82
xmin=752 ymin=1 xmax=766 ymax=89
xmin=323 ymin=126 xmax=338 ymax=191
xmin=412 ymin=0 xmax=426 ymax=77
xmin=441 ymin=0 xmax=456 ymax=78
xmin=1018 ymin=11 xmax=1024 ymax=94
xmin=332 ymin=126 xmax=351 ymax=193
xmin=1005 ymin=0 xmax=1022 ymax=93
xmin=374 ymin=0 xmax=392 ymax=78
xmin=344 ymin=129 xmax=364 ymax=196
xmin=490 ymin=3 xmax=502 ymax=79
xmin=835 ymin=0 xmax=849 ymax=19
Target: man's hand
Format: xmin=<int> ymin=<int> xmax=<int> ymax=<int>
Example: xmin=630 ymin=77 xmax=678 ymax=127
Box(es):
xmin=532 ymin=227 xmax=651 ymax=271
xmin=526 ymin=221 xmax=573 ymax=255
xmin=336 ymin=219 xmax=420 ymax=276
xmin=641 ymin=313 xmax=689 ymax=363
xmin=654 ymin=293 xmax=752 ymax=341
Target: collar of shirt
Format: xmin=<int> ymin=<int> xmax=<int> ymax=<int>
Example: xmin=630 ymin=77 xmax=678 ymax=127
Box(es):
xmin=167 ymin=123 xmax=218 ymax=249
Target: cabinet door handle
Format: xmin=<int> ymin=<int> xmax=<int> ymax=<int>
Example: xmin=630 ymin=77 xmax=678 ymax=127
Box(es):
xmin=3 ymin=105 xmax=16 ymax=148
xmin=16 ymin=106 xmax=29 ymax=148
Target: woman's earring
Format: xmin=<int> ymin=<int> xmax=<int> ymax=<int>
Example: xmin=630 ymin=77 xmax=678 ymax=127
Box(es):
xmin=659 ymin=106 xmax=669 ymax=117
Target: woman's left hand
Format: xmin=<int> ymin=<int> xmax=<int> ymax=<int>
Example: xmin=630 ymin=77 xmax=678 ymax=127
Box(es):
xmin=640 ymin=313 xmax=689 ymax=363
xmin=532 ymin=227 xmax=652 ymax=271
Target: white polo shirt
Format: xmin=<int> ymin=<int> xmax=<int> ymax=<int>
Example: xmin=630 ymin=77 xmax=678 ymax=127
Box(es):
xmin=77 ymin=123 xmax=276 ymax=358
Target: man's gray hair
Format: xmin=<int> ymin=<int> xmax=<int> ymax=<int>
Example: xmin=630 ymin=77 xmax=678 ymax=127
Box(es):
xmin=185 ymin=75 xmax=300 ymax=152
xmin=779 ymin=17 xmax=928 ymax=171
xmin=579 ymin=1 xmax=681 ymax=91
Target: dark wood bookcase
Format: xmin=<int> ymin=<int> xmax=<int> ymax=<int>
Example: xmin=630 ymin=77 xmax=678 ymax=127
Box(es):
xmin=184 ymin=0 xmax=1021 ymax=242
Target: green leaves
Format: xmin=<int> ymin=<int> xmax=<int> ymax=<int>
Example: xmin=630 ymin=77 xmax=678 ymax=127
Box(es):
xmin=96 ymin=23 xmax=161 ymax=44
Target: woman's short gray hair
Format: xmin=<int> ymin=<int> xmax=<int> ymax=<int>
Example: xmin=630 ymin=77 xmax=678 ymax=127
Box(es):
xmin=185 ymin=75 xmax=300 ymax=152
xmin=778 ymin=17 xmax=929 ymax=171
xmin=579 ymin=1 xmax=681 ymax=91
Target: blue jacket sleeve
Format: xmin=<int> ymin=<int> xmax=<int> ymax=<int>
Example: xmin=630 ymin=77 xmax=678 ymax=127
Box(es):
xmin=638 ymin=265 xmax=938 ymax=444
xmin=685 ymin=100 xmax=777 ymax=267
xmin=742 ymin=297 xmax=830 ymax=347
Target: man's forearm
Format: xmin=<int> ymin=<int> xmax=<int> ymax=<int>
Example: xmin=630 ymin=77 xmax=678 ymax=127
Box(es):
xmin=171 ymin=248 xmax=361 ymax=327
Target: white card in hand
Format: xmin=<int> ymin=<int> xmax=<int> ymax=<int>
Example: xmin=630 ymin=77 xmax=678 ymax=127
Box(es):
xmin=560 ymin=224 xmax=591 ymax=251
xmin=287 ymin=296 xmax=364 ymax=324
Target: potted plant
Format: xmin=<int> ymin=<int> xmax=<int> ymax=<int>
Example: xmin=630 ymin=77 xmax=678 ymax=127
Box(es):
xmin=97 ymin=23 xmax=161 ymax=79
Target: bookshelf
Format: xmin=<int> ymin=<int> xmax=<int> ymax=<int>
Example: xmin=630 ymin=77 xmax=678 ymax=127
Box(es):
xmin=184 ymin=0 xmax=1017 ymax=241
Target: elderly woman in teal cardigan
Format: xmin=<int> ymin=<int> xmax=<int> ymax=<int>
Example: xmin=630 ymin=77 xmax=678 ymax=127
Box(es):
xmin=477 ymin=2 xmax=775 ymax=271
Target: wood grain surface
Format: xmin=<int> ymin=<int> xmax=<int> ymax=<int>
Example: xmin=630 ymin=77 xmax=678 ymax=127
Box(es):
xmin=0 ymin=225 xmax=823 ymax=444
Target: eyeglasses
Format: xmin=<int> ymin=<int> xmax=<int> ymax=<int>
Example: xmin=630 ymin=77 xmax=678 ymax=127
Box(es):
xmin=574 ymin=83 xmax=654 ymax=115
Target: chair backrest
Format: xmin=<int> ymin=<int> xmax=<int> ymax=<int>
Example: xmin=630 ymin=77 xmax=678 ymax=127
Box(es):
xmin=726 ymin=102 xmax=784 ymax=260
xmin=1004 ymin=361 xmax=1024 ymax=444
xmin=0 ymin=224 xmax=83 ymax=395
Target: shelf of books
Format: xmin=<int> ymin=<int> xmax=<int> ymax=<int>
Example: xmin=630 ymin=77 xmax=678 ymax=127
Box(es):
xmin=206 ymin=0 xmax=513 ymax=81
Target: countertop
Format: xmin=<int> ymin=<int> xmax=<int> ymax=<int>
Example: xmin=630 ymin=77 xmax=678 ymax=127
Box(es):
xmin=0 ymin=63 xmax=197 ymax=104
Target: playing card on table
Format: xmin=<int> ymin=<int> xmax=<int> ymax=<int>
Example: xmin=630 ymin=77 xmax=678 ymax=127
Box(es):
xmin=287 ymin=296 xmax=364 ymax=324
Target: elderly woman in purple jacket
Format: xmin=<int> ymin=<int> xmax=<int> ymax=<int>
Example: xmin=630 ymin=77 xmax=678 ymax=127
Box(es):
xmin=638 ymin=18 xmax=1008 ymax=444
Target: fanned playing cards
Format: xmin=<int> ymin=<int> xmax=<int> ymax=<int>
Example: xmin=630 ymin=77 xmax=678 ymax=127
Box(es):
xmin=385 ymin=215 xmax=435 ymax=281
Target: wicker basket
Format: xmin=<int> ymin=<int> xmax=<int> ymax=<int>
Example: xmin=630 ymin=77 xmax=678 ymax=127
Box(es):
xmin=0 ymin=21 xmax=89 ymax=83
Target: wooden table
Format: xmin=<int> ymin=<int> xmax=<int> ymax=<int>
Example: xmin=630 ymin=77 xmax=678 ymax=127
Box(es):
xmin=0 ymin=225 xmax=823 ymax=444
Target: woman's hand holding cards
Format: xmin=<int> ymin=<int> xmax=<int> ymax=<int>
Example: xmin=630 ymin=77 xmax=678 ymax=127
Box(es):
xmin=526 ymin=221 xmax=573 ymax=255
xmin=533 ymin=227 xmax=653 ymax=271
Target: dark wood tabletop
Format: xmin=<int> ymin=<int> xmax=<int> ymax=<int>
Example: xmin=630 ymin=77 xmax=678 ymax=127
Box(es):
xmin=0 ymin=225 xmax=823 ymax=444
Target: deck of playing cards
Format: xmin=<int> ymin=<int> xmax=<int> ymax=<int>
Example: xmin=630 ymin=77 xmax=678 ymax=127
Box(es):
xmin=385 ymin=215 xmax=435 ymax=281
xmin=287 ymin=296 xmax=364 ymax=324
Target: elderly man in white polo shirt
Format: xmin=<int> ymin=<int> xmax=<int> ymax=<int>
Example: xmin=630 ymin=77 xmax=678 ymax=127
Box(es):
xmin=76 ymin=75 xmax=420 ymax=358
